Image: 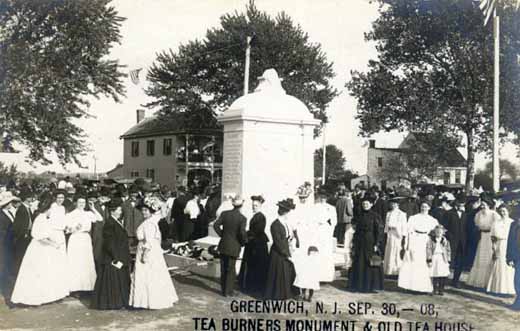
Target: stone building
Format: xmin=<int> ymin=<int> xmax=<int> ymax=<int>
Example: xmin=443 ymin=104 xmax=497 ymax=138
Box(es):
xmin=119 ymin=110 xmax=223 ymax=188
xmin=365 ymin=133 xmax=467 ymax=189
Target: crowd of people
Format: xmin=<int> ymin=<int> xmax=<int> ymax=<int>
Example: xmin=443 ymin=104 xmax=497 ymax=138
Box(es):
xmin=0 ymin=177 xmax=519 ymax=313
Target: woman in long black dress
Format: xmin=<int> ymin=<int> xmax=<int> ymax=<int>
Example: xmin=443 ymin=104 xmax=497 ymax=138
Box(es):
xmin=91 ymin=200 xmax=131 ymax=309
xmin=239 ymin=195 xmax=269 ymax=295
xmin=348 ymin=197 xmax=384 ymax=293
xmin=264 ymin=198 xmax=297 ymax=300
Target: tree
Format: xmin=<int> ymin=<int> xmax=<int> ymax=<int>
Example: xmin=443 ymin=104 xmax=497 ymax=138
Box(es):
xmin=0 ymin=161 xmax=19 ymax=186
xmin=0 ymin=0 xmax=126 ymax=165
xmin=146 ymin=1 xmax=338 ymax=134
xmin=347 ymin=0 xmax=520 ymax=191
xmin=314 ymin=144 xmax=346 ymax=181
xmin=482 ymin=158 xmax=520 ymax=181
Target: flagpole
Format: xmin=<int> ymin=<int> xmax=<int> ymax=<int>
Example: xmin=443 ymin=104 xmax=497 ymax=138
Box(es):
xmin=492 ymin=12 xmax=500 ymax=192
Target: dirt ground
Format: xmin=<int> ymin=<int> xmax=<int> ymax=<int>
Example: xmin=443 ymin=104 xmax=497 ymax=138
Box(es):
xmin=1 ymin=271 xmax=518 ymax=331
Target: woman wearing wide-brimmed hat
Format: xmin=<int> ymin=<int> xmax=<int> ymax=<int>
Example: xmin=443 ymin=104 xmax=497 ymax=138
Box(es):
xmin=238 ymin=195 xmax=269 ymax=295
xmin=265 ymin=198 xmax=297 ymax=300
xmin=129 ymin=202 xmax=178 ymax=309
xmin=486 ymin=204 xmax=515 ymax=295
xmin=91 ymin=200 xmax=131 ymax=310
xmin=467 ymin=197 xmax=500 ymax=288
xmin=398 ymin=200 xmax=438 ymax=293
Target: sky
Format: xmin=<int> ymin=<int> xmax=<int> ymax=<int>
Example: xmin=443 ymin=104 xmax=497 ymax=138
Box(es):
xmin=6 ymin=0 xmax=519 ymax=175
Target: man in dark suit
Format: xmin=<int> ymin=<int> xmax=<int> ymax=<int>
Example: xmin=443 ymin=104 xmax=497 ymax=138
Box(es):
xmin=11 ymin=190 xmax=33 ymax=280
xmin=506 ymin=212 xmax=520 ymax=310
xmin=170 ymin=186 xmax=190 ymax=242
xmin=0 ymin=191 xmax=20 ymax=307
xmin=213 ymin=194 xmax=247 ymax=297
xmin=122 ymin=186 xmax=144 ymax=251
xmin=444 ymin=198 xmax=467 ymax=288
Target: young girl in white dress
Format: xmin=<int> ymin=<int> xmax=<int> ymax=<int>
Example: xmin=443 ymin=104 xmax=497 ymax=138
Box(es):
xmin=398 ymin=201 xmax=438 ymax=293
xmin=11 ymin=196 xmax=70 ymax=305
xmin=129 ymin=203 xmax=178 ymax=309
xmin=486 ymin=204 xmax=515 ymax=295
xmin=66 ymin=196 xmax=102 ymax=293
xmin=426 ymin=225 xmax=451 ymax=295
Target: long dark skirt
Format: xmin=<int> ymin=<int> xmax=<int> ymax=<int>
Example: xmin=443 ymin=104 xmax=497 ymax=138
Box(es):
xmin=91 ymin=264 xmax=130 ymax=310
xmin=238 ymin=239 xmax=269 ymax=294
xmin=348 ymin=249 xmax=384 ymax=292
xmin=264 ymin=250 xmax=296 ymax=300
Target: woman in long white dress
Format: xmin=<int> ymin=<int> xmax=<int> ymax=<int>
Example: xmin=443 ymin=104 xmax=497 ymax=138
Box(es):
xmin=129 ymin=203 xmax=178 ymax=309
xmin=314 ymin=190 xmax=337 ymax=283
xmin=66 ymin=196 xmax=102 ymax=293
xmin=11 ymin=196 xmax=70 ymax=305
xmin=486 ymin=204 xmax=515 ymax=294
xmin=467 ymin=199 xmax=500 ymax=288
xmin=383 ymin=198 xmax=408 ymax=276
xmin=398 ymin=201 xmax=438 ymax=293
xmin=291 ymin=187 xmax=314 ymax=297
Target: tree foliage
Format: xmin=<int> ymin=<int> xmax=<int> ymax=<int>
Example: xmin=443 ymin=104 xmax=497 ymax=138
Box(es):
xmin=146 ymin=1 xmax=338 ymax=134
xmin=0 ymin=161 xmax=19 ymax=186
xmin=314 ymin=144 xmax=346 ymax=180
xmin=0 ymin=0 xmax=126 ymax=165
xmin=347 ymin=0 xmax=520 ymax=191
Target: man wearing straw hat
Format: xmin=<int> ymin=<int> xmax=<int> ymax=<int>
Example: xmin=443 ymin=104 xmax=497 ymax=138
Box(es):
xmin=213 ymin=194 xmax=247 ymax=297
xmin=0 ymin=191 xmax=21 ymax=307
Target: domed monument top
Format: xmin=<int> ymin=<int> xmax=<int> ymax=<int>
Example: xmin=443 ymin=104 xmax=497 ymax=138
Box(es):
xmin=221 ymin=69 xmax=318 ymax=124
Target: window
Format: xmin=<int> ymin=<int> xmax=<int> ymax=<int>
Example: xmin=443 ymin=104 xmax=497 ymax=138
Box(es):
xmin=455 ymin=169 xmax=461 ymax=184
xmin=146 ymin=140 xmax=155 ymax=156
xmin=131 ymin=141 xmax=139 ymax=157
xmin=163 ymin=138 xmax=172 ymax=155
xmin=443 ymin=171 xmax=451 ymax=185
xmin=377 ymin=157 xmax=383 ymax=167
xmin=130 ymin=171 xmax=139 ymax=178
xmin=146 ymin=168 xmax=155 ymax=181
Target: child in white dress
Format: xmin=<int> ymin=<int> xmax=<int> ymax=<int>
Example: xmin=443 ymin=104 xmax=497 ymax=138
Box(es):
xmin=426 ymin=225 xmax=451 ymax=296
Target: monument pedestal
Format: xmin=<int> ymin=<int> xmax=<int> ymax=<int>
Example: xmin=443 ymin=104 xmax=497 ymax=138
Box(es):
xmin=217 ymin=69 xmax=320 ymax=222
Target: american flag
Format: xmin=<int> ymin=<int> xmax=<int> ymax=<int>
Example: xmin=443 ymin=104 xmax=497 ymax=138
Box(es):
xmin=479 ymin=0 xmax=520 ymax=26
xmin=129 ymin=68 xmax=142 ymax=85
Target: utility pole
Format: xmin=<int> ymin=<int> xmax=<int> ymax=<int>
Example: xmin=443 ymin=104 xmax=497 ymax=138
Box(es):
xmin=244 ymin=36 xmax=252 ymax=96
xmin=322 ymin=125 xmax=326 ymax=185
xmin=93 ymin=155 xmax=98 ymax=180
xmin=492 ymin=11 xmax=500 ymax=192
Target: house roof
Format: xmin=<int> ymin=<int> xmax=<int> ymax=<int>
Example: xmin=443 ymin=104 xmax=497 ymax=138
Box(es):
xmin=106 ymin=163 xmax=123 ymax=175
xmin=371 ymin=132 xmax=466 ymax=168
xmin=120 ymin=113 xmax=222 ymax=139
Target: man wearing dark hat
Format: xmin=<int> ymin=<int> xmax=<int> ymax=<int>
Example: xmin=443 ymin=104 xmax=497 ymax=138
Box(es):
xmin=89 ymin=191 xmax=108 ymax=274
xmin=11 ymin=189 xmax=34 ymax=282
xmin=122 ymin=185 xmax=144 ymax=251
xmin=444 ymin=197 xmax=468 ymax=288
xmin=506 ymin=209 xmax=520 ymax=310
xmin=0 ymin=191 xmax=20 ymax=307
xmin=431 ymin=196 xmax=452 ymax=229
xmin=170 ymin=186 xmax=189 ymax=242
xmin=464 ymin=195 xmax=481 ymax=271
xmin=213 ymin=194 xmax=247 ymax=297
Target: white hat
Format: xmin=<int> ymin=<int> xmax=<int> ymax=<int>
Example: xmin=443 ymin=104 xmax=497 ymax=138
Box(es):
xmin=0 ymin=191 xmax=21 ymax=207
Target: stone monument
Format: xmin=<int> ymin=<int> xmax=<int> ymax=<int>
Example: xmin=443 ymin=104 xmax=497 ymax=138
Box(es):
xmin=217 ymin=69 xmax=321 ymax=221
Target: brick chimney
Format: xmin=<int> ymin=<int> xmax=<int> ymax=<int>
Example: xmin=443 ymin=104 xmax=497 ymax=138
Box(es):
xmin=136 ymin=109 xmax=145 ymax=124
xmin=369 ymin=139 xmax=376 ymax=148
